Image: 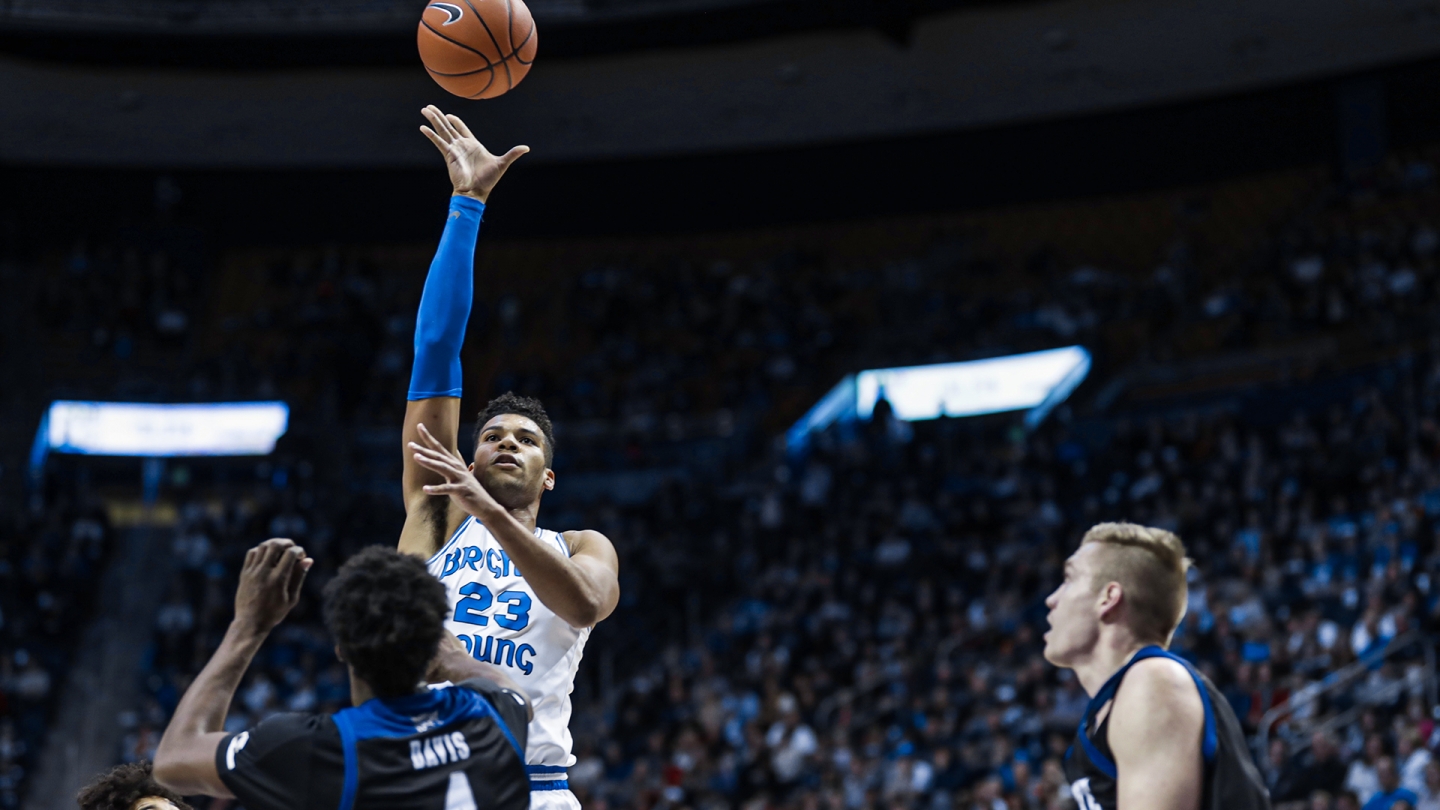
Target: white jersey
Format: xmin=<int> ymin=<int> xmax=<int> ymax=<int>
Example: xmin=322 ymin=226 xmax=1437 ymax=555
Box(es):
xmin=426 ymin=518 xmax=590 ymax=774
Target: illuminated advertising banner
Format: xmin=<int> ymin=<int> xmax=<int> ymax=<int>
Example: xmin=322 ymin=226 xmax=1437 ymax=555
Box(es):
xmin=855 ymin=346 xmax=1091 ymax=422
xmin=44 ymin=401 xmax=290 ymax=457
xmin=787 ymin=346 xmax=1090 ymax=454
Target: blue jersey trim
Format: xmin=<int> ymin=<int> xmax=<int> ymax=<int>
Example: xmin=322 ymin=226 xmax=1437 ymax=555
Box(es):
xmin=1126 ymin=647 xmax=1218 ymax=762
xmin=530 ymin=780 xmax=571 ymax=791
xmin=1074 ymin=645 xmax=1217 ymax=780
xmin=431 ymin=521 xmax=564 ymax=568
xmin=427 ymin=517 xmax=474 ymax=568
xmin=1076 ymin=715 xmax=1118 ymax=779
xmin=526 ymin=765 xmax=568 ymax=774
xmin=332 ymin=711 xmax=360 ymax=810
xmin=329 ymin=683 xmax=525 ymax=810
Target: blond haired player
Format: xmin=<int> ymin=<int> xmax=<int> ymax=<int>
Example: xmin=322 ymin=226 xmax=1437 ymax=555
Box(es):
xmin=398 ymin=106 xmax=620 ymax=810
xmin=1044 ymin=522 xmax=1269 ymax=810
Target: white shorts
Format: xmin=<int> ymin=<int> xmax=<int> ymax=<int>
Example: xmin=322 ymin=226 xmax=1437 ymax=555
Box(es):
xmin=529 ymin=787 xmax=580 ymax=810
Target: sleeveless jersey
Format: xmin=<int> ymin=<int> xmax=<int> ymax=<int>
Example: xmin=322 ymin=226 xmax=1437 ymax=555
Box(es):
xmin=215 ymin=678 xmax=529 ymax=810
xmin=427 ymin=518 xmax=590 ymax=787
xmin=1064 ymin=646 xmax=1271 ymax=810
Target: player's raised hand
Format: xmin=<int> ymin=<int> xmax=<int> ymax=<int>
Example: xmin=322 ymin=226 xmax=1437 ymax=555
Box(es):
xmin=419 ymin=105 xmax=529 ymax=203
xmin=233 ymin=538 xmax=312 ymax=634
xmin=409 ymin=422 xmax=504 ymax=518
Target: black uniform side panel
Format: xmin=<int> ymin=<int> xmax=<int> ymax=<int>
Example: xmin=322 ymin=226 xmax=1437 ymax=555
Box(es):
xmin=1063 ymin=656 xmax=1270 ymax=810
xmin=216 ymin=712 xmax=343 ymax=810
xmin=216 ymin=683 xmax=530 ymax=810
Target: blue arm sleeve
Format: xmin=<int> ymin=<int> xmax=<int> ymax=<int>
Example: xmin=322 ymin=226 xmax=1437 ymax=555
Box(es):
xmin=408 ymin=196 xmax=485 ymax=400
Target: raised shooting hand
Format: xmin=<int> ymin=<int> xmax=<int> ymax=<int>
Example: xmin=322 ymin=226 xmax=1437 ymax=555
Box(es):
xmin=419 ymin=105 xmax=529 ymax=203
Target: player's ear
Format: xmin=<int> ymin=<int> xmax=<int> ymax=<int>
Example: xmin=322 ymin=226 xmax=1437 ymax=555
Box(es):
xmin=333 ymin=645 xmax=346 ymax=663
xmin=543 ymin=468 xmax=555 ymax=491
xmin=1096 ymin=581 xmax=1124 ymax=619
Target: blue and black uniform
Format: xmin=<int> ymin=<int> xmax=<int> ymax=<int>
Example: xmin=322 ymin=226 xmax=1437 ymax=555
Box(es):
xmin=1064 ymin=646 xmax=1271 ymax=810
xmin=215 ymin=678 xmax=529 ymax=810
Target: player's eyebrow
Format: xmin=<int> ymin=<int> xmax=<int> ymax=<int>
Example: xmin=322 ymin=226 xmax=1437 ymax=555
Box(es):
xmin=484 ymin=424 xmax=542 ymax=440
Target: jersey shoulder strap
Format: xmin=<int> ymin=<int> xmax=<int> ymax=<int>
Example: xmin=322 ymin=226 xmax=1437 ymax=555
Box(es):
xmin=1076 ymin=646 xmax=1218 ymax=779
xmin=330 ymin=685 xmax=524 ymax=810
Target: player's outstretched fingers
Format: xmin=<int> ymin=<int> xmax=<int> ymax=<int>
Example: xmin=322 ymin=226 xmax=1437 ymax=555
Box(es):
xmin=412 ymin=449 xmax=464 ymax=480
xmin=420 ymin=126 xmax=449 ymax=154
xmin=409 ymin=431 xmax=450 ymax=459
xmin=421 ymin=107 xmax=454 ymax=142
xmin=428 ymin=106 xmax=460 ymax=141
xmin=416 ymin=422 xmax=448 ymax=451
xmin=446 ymin=114 xmax=475 ymax=141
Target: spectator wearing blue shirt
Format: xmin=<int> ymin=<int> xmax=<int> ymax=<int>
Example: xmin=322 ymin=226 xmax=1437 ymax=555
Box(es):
xmin=1364 ymin=758 xmax=1419 ymax=810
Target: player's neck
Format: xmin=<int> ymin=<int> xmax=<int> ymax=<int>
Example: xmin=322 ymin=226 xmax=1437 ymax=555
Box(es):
xmin=349 ymin=669 xmax=377 ymax=706
xmin=1071 ymin=632 xmax=1150 ymax=697
xmin=504 ymin=502 xmax=540 ymax=532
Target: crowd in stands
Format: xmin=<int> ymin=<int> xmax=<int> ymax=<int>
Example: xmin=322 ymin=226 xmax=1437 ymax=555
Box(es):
xmin=8 ymin=148 xmax=1440 ymax=810
xmin=0 ymin=490 xmax=113 ymax=810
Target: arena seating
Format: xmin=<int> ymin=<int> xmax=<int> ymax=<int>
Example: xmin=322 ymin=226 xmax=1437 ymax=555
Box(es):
xmin=7 ymin=147 xmax=1440 ymax=810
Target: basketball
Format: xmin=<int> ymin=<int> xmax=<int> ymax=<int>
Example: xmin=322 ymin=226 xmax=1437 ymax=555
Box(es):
xmin=418 ymin=0 xmax=537 ymax=99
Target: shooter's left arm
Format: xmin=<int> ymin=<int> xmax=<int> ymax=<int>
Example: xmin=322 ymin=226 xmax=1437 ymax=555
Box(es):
xmin=488 ymin=517 xmax=619 ymax=628
xmin=1108 ymin=658 xmax=1206 ymax=810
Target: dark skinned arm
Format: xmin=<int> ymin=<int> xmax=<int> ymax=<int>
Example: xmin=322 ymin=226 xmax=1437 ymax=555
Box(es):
xmin=399 ymin=105 xmax=528 ymax=560
xmin=153 ymin=538 xmax=312 ymax=797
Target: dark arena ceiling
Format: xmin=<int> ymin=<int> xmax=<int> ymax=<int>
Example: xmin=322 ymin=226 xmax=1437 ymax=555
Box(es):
xmin=0 ymin=0 xmax=988 ymax=66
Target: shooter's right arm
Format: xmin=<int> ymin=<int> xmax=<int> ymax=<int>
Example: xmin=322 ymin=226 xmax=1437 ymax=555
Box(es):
xmin=399 ymin=106 xmax=529 ymax=559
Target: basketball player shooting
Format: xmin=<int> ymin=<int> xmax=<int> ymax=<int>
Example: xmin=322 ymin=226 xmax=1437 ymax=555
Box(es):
xmin=1043 ymin=523 xmax=1270 ymax=810
xmin=398 ymin=105 xmax=621 ymax=810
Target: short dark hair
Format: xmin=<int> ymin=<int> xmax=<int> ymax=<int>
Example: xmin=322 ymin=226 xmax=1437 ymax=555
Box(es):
xmin=77 ymin=761 xmax=190 ymax=810
xmin=322 ymin=546 xmax=448 ymax=698
xmin=474 ymin=391 xmax=556 ymax=466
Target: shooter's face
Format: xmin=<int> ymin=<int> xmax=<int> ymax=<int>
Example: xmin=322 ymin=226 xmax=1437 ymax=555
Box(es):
xmin=472 ymin=414 xmax=553 ymax=506
xmin=1042 ymin=543 xmax=1105 ymax=671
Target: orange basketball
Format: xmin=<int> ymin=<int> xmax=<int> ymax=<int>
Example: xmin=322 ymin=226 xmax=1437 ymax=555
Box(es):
xmin=418 ymin=0 xmax=537 ymax=99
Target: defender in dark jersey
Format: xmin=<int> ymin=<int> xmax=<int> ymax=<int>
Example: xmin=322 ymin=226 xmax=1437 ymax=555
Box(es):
xmin=1043 ymin=523 xmax=1269 ymax=810
xmin=152 ymin=539 xmax=532 ymax=810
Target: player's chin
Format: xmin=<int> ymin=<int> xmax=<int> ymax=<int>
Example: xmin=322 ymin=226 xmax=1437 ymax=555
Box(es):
xmin=482 ymin=470 xmax=541 ymax=500
xmin=1040 ymin=635 xmax=1068 ymax=666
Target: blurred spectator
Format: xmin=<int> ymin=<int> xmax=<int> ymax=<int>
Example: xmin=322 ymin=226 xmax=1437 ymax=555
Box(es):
xmin=1350 ymin=735 xmax=1388 ymax=804
xmin=1417 ymin=762 xmax=1440 ymax=810
xmin=1267 ymin=737 xmax=1305 ymax=803
xmin=1364 ymin=757 xmax=1419 ymax=810
xmin=1400 ymin=730 xmax=1432 ymax=796
xmin=1300 ymin=731 xmax=1350 ymax=799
